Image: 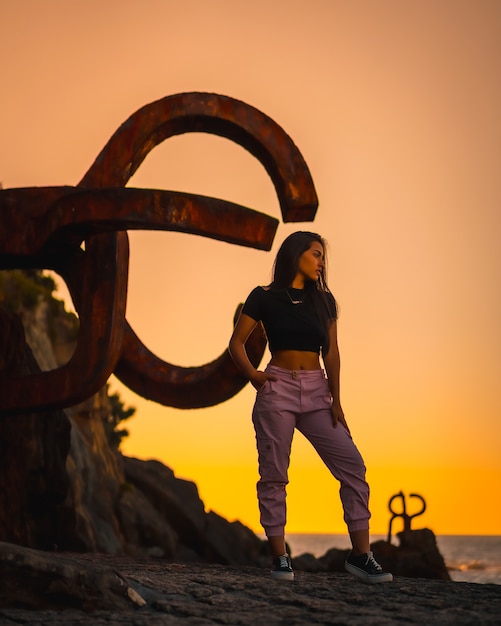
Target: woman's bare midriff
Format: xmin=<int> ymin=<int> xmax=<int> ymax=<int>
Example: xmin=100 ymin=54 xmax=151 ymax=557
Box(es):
xmin=269 ymin=350 xmax=321 ymax=371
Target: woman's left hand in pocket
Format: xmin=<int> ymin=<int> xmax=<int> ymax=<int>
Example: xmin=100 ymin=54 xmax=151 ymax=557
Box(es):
xmin=331 ymin=403 xmax=350 ymax=434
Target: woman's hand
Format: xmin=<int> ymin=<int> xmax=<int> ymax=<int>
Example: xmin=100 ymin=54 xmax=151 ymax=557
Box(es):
xmin=250 ymin=370 xmax=277 ymax=391
xmin=331 ymin=402 xmax=351 ymax=434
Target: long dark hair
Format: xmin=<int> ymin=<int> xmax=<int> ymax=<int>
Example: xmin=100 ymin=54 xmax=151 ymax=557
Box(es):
xmin=270 ymin=231 xmax=338 ymax=354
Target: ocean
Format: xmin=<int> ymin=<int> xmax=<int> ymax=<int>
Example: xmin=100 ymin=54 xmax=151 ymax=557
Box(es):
xmin=283 ymin=534 xmax=501 ymax=585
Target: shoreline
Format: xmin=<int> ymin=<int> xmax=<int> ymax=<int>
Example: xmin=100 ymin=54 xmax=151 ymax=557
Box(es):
xmin=282 ymin=532 xmax=501 ymax=586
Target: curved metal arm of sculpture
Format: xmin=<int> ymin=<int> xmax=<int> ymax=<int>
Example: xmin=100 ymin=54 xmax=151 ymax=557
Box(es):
xmin=407 ymin=493 xmax=427 ymax=519
xmin=0 ymin=232 xmax=128 ymax=416
xmin=80 ymin=92 xmax=318 ymax=223
xmin=0 ymin=186 xmax=278 ymax=262
xmin=115 ymin=305 xmax=267 ymax=409
xmin=0 ymin=92 xmax=317 ymax=412
xmin=78 ymin=92 xmax=317 ymax=408
xmin=0 ymin=188 xmax=274 ymax=414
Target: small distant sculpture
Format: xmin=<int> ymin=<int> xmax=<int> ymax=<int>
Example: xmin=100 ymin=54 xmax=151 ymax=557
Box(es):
xmin=387 ymin=491 xmax=427 ymax=543
xmin=0 ymin=92 xmax=318 ymax=415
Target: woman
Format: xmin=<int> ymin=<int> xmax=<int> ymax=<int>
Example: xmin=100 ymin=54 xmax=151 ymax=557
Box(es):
xmin=229 ymin=231 xmax=392 ymax=583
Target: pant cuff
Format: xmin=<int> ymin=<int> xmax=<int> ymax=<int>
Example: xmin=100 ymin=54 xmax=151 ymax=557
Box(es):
xmin=347 ymin=520 xmax=370 ymax=533
xmin=264 ymin=526 xmax=285 ymax=537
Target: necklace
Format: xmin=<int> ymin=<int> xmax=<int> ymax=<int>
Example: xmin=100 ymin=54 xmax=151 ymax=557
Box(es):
xmin=286 ymin=289 xmax=303 ymax=305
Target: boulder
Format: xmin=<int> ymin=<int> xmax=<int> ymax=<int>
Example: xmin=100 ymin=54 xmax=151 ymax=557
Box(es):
xmin=0 ymin=541 xmax=145 ymax=611
xmin=372 ymin=528 xmax=450 ymax=580
xmin=204 ymin=510 xmax=269 ymax=566
xmin=116 ymin=484 xmax=178 ymax=558
xmin=121 ymin=456 xmax=269 ymax=566
xmin=122 ymin=457 xmax=207 ymax=549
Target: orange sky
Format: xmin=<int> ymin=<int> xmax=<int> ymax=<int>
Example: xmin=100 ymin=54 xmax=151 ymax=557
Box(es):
xmin=1 ymin=0 xmax=500 ymax=536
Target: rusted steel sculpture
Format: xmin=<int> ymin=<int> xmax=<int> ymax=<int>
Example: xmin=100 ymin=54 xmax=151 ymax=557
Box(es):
xmin=0 ymin=92 xmax=318 ymax=414
xmin=387 ymin=491 xmax=427 ymax=542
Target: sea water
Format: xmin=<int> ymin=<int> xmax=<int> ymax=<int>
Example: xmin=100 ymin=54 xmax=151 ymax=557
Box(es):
xmin=283 ymin=533 xmax=501 ymax=585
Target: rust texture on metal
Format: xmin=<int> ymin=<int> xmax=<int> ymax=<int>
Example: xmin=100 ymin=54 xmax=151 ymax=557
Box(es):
xmin=0 ymin=92 xmax=318 ymax=414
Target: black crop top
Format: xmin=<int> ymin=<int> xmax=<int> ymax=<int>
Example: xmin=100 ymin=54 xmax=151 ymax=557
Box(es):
xmin=241 ymin=286 xmax=337 ymax=354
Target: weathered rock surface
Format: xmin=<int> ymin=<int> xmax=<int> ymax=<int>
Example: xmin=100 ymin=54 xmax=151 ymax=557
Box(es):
xmin=0 ymin=547 xmax=499 ymax=625
xmin=373 ymin=529 xmax=451 ymax=580
xmin=0 ymin=542 xmax=145 ymax=612
xmin=121 ymin=456 xmax=269 ymax=566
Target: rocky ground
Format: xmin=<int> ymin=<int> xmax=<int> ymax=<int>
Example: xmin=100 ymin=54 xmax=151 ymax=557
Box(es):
xmin=1 ymin=552 xmax=500 ymax=625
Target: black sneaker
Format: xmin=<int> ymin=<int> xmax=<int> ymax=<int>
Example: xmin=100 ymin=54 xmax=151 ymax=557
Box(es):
xmin=345 ymin=550 xmax=393 ymax=583
xmin=271 ymin=553 xmax=294 ymax=581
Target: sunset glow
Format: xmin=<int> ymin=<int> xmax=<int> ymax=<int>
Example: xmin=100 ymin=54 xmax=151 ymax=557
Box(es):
xmin=1 ymin=0 xmax=500 ymax=536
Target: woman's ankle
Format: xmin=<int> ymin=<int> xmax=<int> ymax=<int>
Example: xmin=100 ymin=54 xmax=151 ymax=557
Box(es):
xmin=268 ymin=534 xmax=287 ymax=558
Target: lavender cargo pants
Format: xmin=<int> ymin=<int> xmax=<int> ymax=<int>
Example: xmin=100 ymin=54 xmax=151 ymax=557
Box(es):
xmin=252 ymin=365 xmax=371 ymax=537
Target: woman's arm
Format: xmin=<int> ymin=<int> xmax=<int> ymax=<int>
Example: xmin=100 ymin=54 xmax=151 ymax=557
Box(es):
xmin=229 ymin=313 xmax=272 ymax=390
xmin=323 ymin=320 xmax=350 ymax=433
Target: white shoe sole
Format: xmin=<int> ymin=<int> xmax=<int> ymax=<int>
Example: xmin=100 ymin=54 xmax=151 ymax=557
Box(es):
xmin=345 ymin=562 xmax=393 ymax=583
xmin=271 ymin=570 xmax=295 ymax=581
